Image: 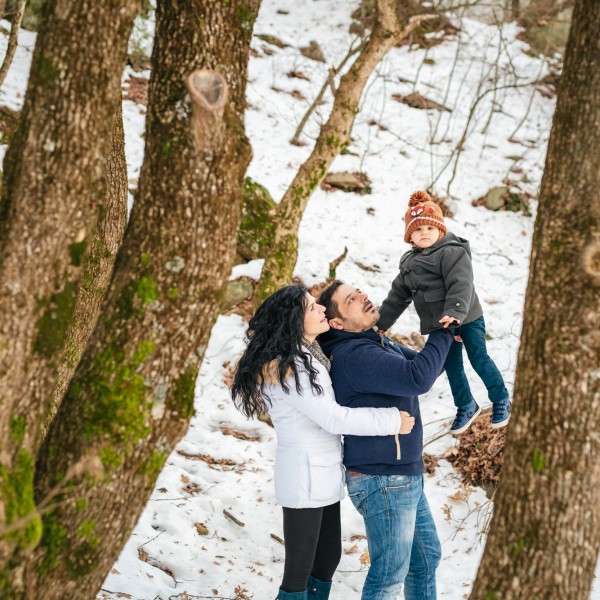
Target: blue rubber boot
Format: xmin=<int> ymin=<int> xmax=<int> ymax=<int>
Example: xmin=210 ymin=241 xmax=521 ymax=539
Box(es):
xmin=307 ymin=576 xmax=332 ymax=600
xmin=276 ymin=588 xmax=307 ymax=600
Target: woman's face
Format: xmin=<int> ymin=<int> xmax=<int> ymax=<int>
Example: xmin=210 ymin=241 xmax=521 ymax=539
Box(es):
xmin=303 ymin=293 xmax=329 ymax=341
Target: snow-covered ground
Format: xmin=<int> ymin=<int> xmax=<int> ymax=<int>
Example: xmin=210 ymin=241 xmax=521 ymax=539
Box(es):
xmin=1 ymin=2 xmax=598 ymax=598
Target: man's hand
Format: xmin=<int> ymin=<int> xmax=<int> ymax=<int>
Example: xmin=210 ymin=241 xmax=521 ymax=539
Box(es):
xmin=439 ymin=315 xmax=460 ymax=328
xmin=399 ymin=411 xmax=415 ymax=434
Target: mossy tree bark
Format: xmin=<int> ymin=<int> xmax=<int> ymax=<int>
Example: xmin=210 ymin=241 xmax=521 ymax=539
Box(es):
xmin=0 ymin=0 xmax=138 ymax=573
xmin=471 ymin=0 xmax=600 ymax=597
xmin=25 ymin=1 xmax=259 ymax=597
xmin=40 ymin=100 xmax=129 ymax=445
xmin=254 ymin=0 xmax=433 ymax=305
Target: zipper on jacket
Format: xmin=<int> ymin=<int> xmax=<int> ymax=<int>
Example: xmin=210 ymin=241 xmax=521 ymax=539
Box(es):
xmin=394 ymin=433 xmax=401 ymax=460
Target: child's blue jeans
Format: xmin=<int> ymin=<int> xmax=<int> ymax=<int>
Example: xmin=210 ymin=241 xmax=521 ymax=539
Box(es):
xmin=444 ymin=316 xmax=508 ymax=408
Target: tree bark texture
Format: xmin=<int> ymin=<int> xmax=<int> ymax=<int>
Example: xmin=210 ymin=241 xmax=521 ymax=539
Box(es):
xmin=0 ymin=0 xmax=138 ymax=573
xmin=40 ymin=100 xmax=129 ymax=446
xmin=26 ymin=1 xmax=258 ymax=597
xmin=471 ymin=0 xmax=600 ymax=598
xmin=254 ymin=0 xmax=434 ymax=305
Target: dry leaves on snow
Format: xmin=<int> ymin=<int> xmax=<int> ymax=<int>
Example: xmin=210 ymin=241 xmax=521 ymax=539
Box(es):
xmin=177 ymin=449 xmax=236 ymax=466
xmin=445 ymin=408 xmax=507 ymax=491
xmin=221 ymin=426 xmax=261 ymax=442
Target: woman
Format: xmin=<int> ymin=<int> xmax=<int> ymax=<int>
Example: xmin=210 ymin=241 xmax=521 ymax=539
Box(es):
xmin=231 ymin=284 xmax=414 ymax=600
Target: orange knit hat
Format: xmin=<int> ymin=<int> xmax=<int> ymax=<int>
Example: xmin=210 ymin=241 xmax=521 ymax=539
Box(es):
xmin=403 ymin=190 xmax=447 ymax=243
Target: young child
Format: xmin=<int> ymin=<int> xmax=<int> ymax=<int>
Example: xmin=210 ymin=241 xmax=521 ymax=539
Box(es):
xmin=377 ymin=190 xmax=511 ymax=434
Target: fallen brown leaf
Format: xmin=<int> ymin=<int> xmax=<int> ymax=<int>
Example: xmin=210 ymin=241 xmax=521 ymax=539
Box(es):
xmin=221 ymin=426 xmax=260 ymax=442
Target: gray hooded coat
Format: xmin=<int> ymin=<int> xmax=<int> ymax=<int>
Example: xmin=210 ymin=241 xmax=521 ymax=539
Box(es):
xmin=377 ymin=232 xmax=483 ymax=334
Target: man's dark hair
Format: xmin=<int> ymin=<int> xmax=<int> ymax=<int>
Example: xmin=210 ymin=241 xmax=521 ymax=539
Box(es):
xmin=317 ymin=280 xmax=344 ymax=321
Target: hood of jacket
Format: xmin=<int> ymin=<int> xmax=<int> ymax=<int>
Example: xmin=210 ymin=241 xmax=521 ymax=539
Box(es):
xmin=401 ymin=231 xmax=471 ymax=266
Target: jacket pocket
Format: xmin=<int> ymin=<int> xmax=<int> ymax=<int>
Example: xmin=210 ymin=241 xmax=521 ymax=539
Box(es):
xmin=307 ymin=449 xmax=343 ymax=502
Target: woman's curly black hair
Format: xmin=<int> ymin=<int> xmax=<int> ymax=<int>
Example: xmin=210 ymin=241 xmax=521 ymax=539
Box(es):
xmin=230 ymin=284 xmax=323 ymax=419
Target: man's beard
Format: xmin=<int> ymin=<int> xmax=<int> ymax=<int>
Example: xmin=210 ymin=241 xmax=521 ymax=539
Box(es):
xmin=345 ymin=309 xmax=379 ymax=332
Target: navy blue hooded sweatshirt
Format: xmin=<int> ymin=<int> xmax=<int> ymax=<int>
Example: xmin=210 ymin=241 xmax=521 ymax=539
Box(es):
xmin=319 ymin=328 xmax=453 ymax=475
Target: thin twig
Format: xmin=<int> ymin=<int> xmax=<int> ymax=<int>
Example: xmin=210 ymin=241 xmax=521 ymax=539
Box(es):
xmin=0 ymin=0 xmax=26 ymax=89
xmin=431 ymin=79 xmax=541 ymax=195
xmin=223 ymin=508 xmax=245 ymax=527
xmin=473 ymin=251 xmax=515 ymax=265
xmin=423 ymin=429 xmax=452 ymax=448
xmin=508 ymin=60 xmax=546 ymax=140
xmin=290 ymin=41 xmax=364 ymax=145
xmin=0 ymin=478 xmax=80 ymax=537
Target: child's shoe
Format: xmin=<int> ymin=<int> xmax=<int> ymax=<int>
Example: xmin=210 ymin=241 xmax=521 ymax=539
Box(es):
xmin=491 ymin=398 xmax=511 ymax=428
xmin=449 ymin=400 xmax=481 ymax=435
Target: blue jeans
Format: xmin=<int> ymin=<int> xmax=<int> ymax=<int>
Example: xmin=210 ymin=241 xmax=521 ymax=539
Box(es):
xmin=346 ymin=473 xmax=441 ymax=600
xmin=444 ymin=316 xmax=508 ymax=408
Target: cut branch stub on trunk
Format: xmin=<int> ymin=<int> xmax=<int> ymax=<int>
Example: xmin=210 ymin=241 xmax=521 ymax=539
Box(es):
xmin=186 ymin=69 xmax=228 ymax=150
xmin=254 ymin=3 xmax=435 ymax=306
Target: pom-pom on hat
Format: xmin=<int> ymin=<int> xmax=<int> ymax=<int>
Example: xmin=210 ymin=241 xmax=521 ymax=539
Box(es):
xmin=404 ymin=190 xmax=447 ymax=243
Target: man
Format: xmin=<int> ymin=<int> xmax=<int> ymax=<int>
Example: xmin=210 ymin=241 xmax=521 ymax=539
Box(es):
xmin=317 ymin=281 xmax=454 ymax=600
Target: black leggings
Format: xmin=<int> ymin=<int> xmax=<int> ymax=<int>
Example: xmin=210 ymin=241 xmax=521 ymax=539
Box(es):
xmin=281 ymin=502 xmax=342 ymax=592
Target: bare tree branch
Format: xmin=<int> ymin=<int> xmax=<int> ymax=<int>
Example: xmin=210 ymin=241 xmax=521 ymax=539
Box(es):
xmin=0 ymin=0 xmax=26 ymax=89
xmin=255 ymin=1 xmax=436 ymax=304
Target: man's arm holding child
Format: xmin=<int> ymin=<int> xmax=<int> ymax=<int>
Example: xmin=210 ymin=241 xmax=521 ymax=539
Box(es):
xmin=343 ymin=329 xmax=454 ymax=397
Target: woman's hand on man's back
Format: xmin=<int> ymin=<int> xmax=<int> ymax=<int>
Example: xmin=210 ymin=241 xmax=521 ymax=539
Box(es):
xmin=399 ymin=411 xmax=415 ymax=434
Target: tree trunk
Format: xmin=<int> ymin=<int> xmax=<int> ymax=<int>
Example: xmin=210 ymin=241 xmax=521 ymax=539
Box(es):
xmin=0 ymin=0 xmax=138 ymax=572
xmin=471 ymin=0 xmax=600 ymax=597
xmin=25 ymin=1 xmax=259 ymax=597
xmin=254 ymin=0 xmax=434 ymax=305
xmin=39 ymin=100 xmax=129 ymax=445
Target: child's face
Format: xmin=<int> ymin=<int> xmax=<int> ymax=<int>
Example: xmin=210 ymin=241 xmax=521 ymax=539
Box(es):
xmin=410 ymin=225 xmax=440 ymax=248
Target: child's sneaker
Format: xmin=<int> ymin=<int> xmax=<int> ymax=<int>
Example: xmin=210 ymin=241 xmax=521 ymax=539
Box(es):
xmin=449 ymin=400 xmax=481 ymax=435
xmin=491 ymin=398 xmax=511 ymax=428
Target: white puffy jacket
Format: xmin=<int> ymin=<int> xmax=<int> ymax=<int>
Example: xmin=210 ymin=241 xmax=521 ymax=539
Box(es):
xmin=264 ymin=357 xmax=400 ymax=508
